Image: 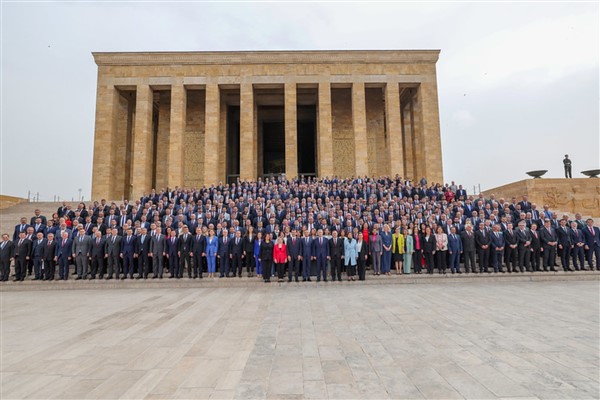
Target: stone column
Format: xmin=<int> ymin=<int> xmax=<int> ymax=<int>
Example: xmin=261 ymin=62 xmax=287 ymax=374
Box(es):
xmin=385 ymin=83 xmax=404 ymax=178
xmin=204 ymin=84 xmax=220 ymax=185
xmin=91 ymin=83 xmax=118 ymax=200
xmin=416 ymin=80 xmax=443 ymax=184
xmin=240 ymin=83 xmax=257 ymax=181
xmin=352 ymin=82 xmax=368 ymax=177
xmin=402 ymin=101 xmax=415 ymax=179
xmin=318 ymin=81 xmax=334 ymax=177
xmin=131 ymin=84 xmax=154 ymax=199
xmin=284 ymin=82 xmax=298 ymax=179
xmin=169 ymin=83 xmax=186 ymax=189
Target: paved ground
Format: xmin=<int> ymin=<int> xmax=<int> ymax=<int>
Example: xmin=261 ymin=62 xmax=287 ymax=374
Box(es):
xmin=1 ymin=281 xmax=598 ymax=399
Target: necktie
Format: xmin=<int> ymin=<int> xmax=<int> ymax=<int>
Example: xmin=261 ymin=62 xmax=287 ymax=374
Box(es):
xmin=96 ymin=238 xmax=100 ymax=245
xmin=63 ymin=239 xmax=66 ymax=246
xmin=79 ymin=237 xmax=83 ymax=243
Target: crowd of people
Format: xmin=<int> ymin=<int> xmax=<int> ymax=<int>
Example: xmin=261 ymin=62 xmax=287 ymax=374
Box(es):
xmin=1 ymin=175 xmax=599 ymax=284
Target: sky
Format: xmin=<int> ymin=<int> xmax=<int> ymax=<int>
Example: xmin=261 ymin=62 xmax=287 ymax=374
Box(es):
xmin=1 ymin=1 xmax=598 ymax=201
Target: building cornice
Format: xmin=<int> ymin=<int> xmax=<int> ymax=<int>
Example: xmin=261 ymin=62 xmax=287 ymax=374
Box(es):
xmin=92 ymin=50 xmax=440 ymax=66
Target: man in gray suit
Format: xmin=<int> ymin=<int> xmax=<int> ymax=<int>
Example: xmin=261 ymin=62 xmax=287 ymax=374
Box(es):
xmin=71 ymin=228 xmax=93 ymax=279
xmin=149 ymin=226 xmax=166 ymax=279
xmin=104 ymin=228 xmax=122 ymax=280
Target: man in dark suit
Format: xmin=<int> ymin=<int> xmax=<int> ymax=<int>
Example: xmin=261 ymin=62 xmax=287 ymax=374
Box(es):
xmin=570 ymin=221 xmax=586 ymax=270
xmin=166 ymin=231 xmax=180 ymax=278
xmin=447 ymin=226 xmax=463 ymax=274
xmin=177 ymin=227 xmax=193 ymax=278
xmin=312 ymin=229 xmax=329 ymax=282
xmin=135 ymin=228 xmax=151 ymax=279
xmin=30 ymin=209 xmax=48 ymax=226
xmin=229 ymin=230 xmax=244 ymax=278
xmin=529 ymin=223 xmax=542 ymax=272
xmin=556 ymin=219 xmax=573 ymax=271
xmin=13 ymin=217 xmax=30 ymax=242
xmin=150 ymin=227 xmax=166 ymax=278
xmin=300 ymin=230 xmax=313 ymax=281
xmin=191 ymin=227 xmax=205 ymax=279
xmin=32 ymin=218 xmax=47 ymax=235
xmin=502 ymin=223 xmax=518 ymax=273
xmin=490 ymin=225 xmax=505 ymax=273
xmin=42 ymin=233 xmax=57 ymax=280
xmin=120 ymin=228 xmax=136 ymax=279
xmin=105 ymin=228 xmax=121 ymax=279
xmin=217 ymin=233 xmax=230 ymax=278
xmin=475 ymin=223 xmax=491 ymax=273
xmin=582 ymin=219 xmax=600 ymax=271
xmin=286 ymin=229 xmax=301 ymax=282
xmin=56 ymin=231 xmax=72 ymax=280
xmin=13 ymin=231 xmax=31 ymax=281
xmin=0 ymin=234 xmax=15 ymax=281
xmin=31 ymin=232 xmax=46 ymax=280
xmin=460 ymin=225 xmax=476 ymax=273
xmin=329 ymin=230 xmax=344 ymax=281
xmin=540 ymin=220 xmax=558 ymax=271
xmin=72 ymin=228 xmax=93 ymax=279
xmin=516 ymin=221 xmax=531 ymax=272
xmin=90 ymin=230 xmax=105 ymax=279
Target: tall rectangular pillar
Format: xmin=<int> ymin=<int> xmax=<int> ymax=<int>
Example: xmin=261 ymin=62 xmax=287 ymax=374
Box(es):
xmin=131 ymin=84 xmax=154 ymax=199
xmin=402 ymin=102 xmax=415 ymax=179
xmin=240 ymin=83 xmax=257 ymax=181
xmin=352 ymin=82 xmax=368 ymax=177
xmin=91 ymin=84 xmax=118 ymax=200
xmin=169 ymin=83 xmax=186 ymax=189
xmin=385 ymin=83 xmax=404 ymax=178
xmin=318 ymin=82 xmax=333 ymax=178
xmin=284 ymin=82 xmax=298 ymax=179
xmin=416 ymin=80 xmax=443 ymax=184
xmin=204 ymin=84 xmax=220 ymax=185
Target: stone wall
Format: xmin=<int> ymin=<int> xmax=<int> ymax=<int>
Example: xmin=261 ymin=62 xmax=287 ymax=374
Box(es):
xmin=184 ymin=90 xmax=206 ymax=188
xmin=331 ymin=88 xmax=355 ymax=177
xmin=483 ymin=178 xmax=600 ymax=217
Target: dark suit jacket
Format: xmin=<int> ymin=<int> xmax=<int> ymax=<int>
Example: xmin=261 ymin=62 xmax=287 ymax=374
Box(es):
xmin=570 ymin=228 xmax=585 ymax=245
xmin=0 ymin=241 xmax=15 ymax=261
xmin=530 ymin=230 xmax=541 ymax=250
xmin=136 ymin=235 xmax=151 ymax=256
xmin=516 ymin=229 xmax=532 ymax=248
xmin=556 ymin=226 xmax=572 ymax=247
xmin=192 ymin=234 xmax=206 ymax=255
xmin=312 ymin=237 xmax=330 ymax=259
xmin=300 ymin=237 xmax=313 ymax=258
xmin=540 ymin=227 xmax=557 ymax=247
xmin=56 ymin=238 xmax=72 ymax=260
xmin=421 ymin=235 xmax=436 ymax=253
xmin=329 ymin=237 xmax=344 ymax=258
xmin=460 ymin=231 xmax=476 ymax=252
xmin=91 ymin=237 xmax=106 ymax=258
xmin=13 ymin=224 xmax=30 ymax=241
xmin=166 ymin=236 xmax=179 ymax=256
xmin=448 ymin=233 xmax=463 ymax=252
xmin=14 ymin=239 xmax=32 ymax=260
xmin=490 ymin=232 xmax=505 ymax=250
xmin=43 ymin=240 xmax=57 ymax=260
xmin=286 ymin=236 xmax=302 ymax=258
xmin=582 ymin=226 xmax=600 ymax=247
xmin=475 ymin=230 xmax=491 ymax=248
xmin=229 ymin=237 xmax=244 ymax=256
xmin=32 ymin=239 xmax=46 ymax=259
xmin=121 ymin=235 xmax=137 ymax=256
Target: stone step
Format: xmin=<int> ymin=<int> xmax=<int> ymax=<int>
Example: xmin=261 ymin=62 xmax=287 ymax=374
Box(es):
xmin=1 ymin=270 xmax=598 ymax=292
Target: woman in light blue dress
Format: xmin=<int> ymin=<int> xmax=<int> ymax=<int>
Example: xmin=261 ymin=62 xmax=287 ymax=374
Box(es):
xmin=403 ymin=228 xmax=413 ymax=274
xmin=344 ymin=232 xmax=358 ymax=281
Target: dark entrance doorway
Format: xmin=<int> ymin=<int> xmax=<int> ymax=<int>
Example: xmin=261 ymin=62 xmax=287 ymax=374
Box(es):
xmin=297 ymin=105 xmax=317 ymax=176
xmin=262 ymin=121 xmax=285 ymax=176
xmin=226 ymin=106 xmax=240 ymax=184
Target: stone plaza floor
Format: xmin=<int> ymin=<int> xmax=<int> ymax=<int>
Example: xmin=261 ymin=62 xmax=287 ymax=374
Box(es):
xmin=1 ymin=280 xmax=599 ymax=399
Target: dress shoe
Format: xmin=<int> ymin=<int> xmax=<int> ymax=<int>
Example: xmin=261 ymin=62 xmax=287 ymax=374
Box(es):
xmin=75 ymin=277 xmax=82 ymax=280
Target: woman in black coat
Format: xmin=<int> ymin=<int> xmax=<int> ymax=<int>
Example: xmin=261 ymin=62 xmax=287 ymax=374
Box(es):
xmin=421 ymin=226 xmax=436 ymax=274
xmin=259 ymin=233 xmax=274 ymax=283
xmin=356 ymin=232 xmax=369 ymax=281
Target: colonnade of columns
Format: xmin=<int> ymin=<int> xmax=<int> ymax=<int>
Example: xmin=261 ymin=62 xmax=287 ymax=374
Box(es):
xmin=92 ymin=80 xmax=442 ymax=200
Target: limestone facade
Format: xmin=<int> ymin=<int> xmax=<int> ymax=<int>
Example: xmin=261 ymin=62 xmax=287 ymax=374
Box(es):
xmin=91 ymin=50 xmax=443 ymax=200
xmin=483 ymin=178 xmax=600 ymax=217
